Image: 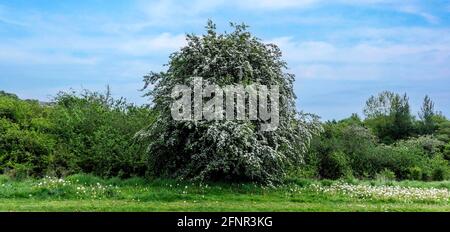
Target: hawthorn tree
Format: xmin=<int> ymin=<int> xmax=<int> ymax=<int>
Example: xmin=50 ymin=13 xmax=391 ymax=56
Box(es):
xmin=137 ymin=21 xmax=322 ymax=184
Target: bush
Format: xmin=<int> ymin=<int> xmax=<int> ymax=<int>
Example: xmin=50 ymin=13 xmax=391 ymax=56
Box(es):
xmin=432 ymin=167 xmax=447 ymax=181
xmin=0 ymin=175 xmax=9 ymax=184
xmin=397 ymin=135 xmax=444 ymax=157
xmin=4 ymin=163 xmax=33 ymax=180
xmin=48 ymin=90 xmax=154 ymax=177
xmin=308 ymin=120 xmax=377 ymax=179
xmin=408 ymin=166 xmax=423 ymax=180
xmin=0 ymin=89 xmax=154 ymax=178
xmin=290 ymin=151 xmax=319 ymax=179
xmin=318 ymin=151 xmax=352 ymax=180
xmin=444 ymin=143 xmax=450 ymax=160
xmin=363 ymin=140 xmax=449 ymax=181
xmin=0 ymin=96 xmax=55 ymax=177
xmin=305 ymin=114 xmax=449 ymax=182
xmin=341 ymin=125 xmax=378 ymax=177
xmin=375 ymin=169 xmax=396 ymax=182
xmin=363 ymin=141 xmax=434 ymax=180
xmin=429 ymin=156 xmax=449 ymax=181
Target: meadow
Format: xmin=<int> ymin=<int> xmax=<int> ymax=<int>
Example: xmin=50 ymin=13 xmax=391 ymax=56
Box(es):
xmin=1 ymin=174 xmax=449 ymax=212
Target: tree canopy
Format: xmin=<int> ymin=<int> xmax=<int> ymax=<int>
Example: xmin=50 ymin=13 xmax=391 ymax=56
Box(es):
xmin=137 ymin=21 xmax=322 ymax=184
xmin=364 ymin=91 xmax=414 ymax=143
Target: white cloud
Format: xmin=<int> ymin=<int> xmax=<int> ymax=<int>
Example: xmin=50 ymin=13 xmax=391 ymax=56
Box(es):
xmin=0 ymin=4 xmax=29 ymax=27
xmin=0 ymin=15 xmax=28 ymax=27
xmin=339 ymin=1 xmax=440 ymax=24
xmin=118 ymin=33 xmax=186 ymax=55
xmin=138 ymin=0 xmax=224 ymax=25
xmin=142 ymin=0 xmax=441 ymax=28
xmin=397 ymin=5 xmax=439 ymax=24
xmin=0 ymin=32 xmax=186 ymax=66
xmin=268 ymin=37 xmax=336 ymax=62
xmin=236 ymin=0 xmax=320 ymax=9
xmin=2 ymin=1 xmax=447 ymax=80
xmin=233 ymin=0 xmax=391 ymax=10
xmin=269 ymin=27 xmax=450 ymax=80
xmin=0 ymin=45 xmax=99 ymax=65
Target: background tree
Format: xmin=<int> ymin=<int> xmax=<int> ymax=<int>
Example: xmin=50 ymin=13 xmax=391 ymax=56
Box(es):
xmin=137 ymin=21 xmax=322 ymax=184
xmin=0 ymin=91 xmax=18 ymax=99
xmin=418 ymin=95 xmax=437 ymax=135
xmin=363 ymin=91 xmax=414 ymax=144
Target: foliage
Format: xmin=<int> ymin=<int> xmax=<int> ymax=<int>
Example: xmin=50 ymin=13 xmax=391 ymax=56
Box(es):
xmin=375 ymin=169 xmax=396 ymax=182
xmin=408 ymin=166 xmax=423 ymax=180
xmin=435 ymin=119 xmax=450 ymax=143
xmin=317 ymin=151 xmax=352 ymax=180
xmin=0 ymin=91 xmax=19 ymax=99
xmin=137 ymin=21 xmax=322 ymax=184
xmin=396 ymin=135 xmax=444 ymax=158
xmin=364 ymin=91 xmax=414 ymax=144
xmin=297 ymin=92 xmax=449 ymax=182
xmin=418 ymin=95 xmax=437 ymax=134
xmin=48 ymin=89 xmax=154 ymax=178
xmin=0 ymin=96 xmax=55 ymax=178
xmin=0 ymin=89 xmax=154 ymax=178
xmin=306 ymin=113 xmax=449 ymax=181
xmin=1 ymin=24 xmax=449 ymax=185
xmin=444 ymin=143 xmax=450 ymax=161
xmin=308 ymin=119 xmax=374 ymax=179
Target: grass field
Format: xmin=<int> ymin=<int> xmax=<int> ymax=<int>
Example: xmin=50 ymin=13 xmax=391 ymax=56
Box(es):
xmin=1 ymin=174 xmax=449 ymax=212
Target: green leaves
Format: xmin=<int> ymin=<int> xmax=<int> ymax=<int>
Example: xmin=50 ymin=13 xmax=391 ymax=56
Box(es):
xmin=0 ymin=89 xmax=154 ymax=178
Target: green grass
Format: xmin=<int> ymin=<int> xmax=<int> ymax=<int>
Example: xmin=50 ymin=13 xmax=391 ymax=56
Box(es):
xmin=0 ymin=174 xmax=449 ymax=212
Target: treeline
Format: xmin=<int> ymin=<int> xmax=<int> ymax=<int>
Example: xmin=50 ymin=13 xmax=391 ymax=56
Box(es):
xmin=1 ymin=89 xmax=449 ymax=182
xmin=301 ymin=91 xmax=450 ymax=181
xmin=0 ymin=89 xmax=154 ymax=179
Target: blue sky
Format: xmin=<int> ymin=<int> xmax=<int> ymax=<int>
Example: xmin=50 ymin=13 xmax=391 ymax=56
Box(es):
xmin=0 ymin=0 xmax=449 ymax=120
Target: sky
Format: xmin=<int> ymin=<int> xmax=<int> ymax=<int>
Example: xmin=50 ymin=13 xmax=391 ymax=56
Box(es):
xmin=0 ymin=0 xmax=449 ymax=120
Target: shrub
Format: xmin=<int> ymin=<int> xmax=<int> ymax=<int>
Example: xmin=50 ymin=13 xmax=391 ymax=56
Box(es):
xmin=365 ymin=140 xmax=449 ymax=181
xmin=48 ymin=90 xmax=154 ymax=177
xmin=408 ymin=166 xmax=423 ymax=180
xmin=365 ymin=142 xmax=427 ymax=180
xmin=444 ymin=143 xmax=450 ymax=160
xmin=306 ymin=114 xmax=449 ymax=182
xmin=341 ymin=125 xmax=378 ymax=177
xmin=0 ymin=97 xmax=55 ymax=177
xmin=290 ymin=151 xmax=319 ymax=179
xmin=429 ymin=156 xmax=449 ymax=181
xmin=397 ymin=135 xmax=445 ymax=157
xmin=318 ymin=151 xmax=352 ymax=180
xmin=435 ymin=120 xmax=450 ymax=143
xmin=4 ymin=163 xmax=33 ymax=180
xmin=375 ymin=169 xmax=396 ymax=182
xmin=0 ymin=89 xmax=154 ymax=178
xmin=307 ymin=120 xmax=376 ymax=179
xmin=432 ymin=167 xmax=447 ymax=181
xmin=0 ymin=175 xmax=9 ymax=184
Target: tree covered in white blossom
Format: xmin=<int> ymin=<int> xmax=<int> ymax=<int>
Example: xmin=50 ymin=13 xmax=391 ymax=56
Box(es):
xmin=137 ymin=21 xmax=322 ymax=184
